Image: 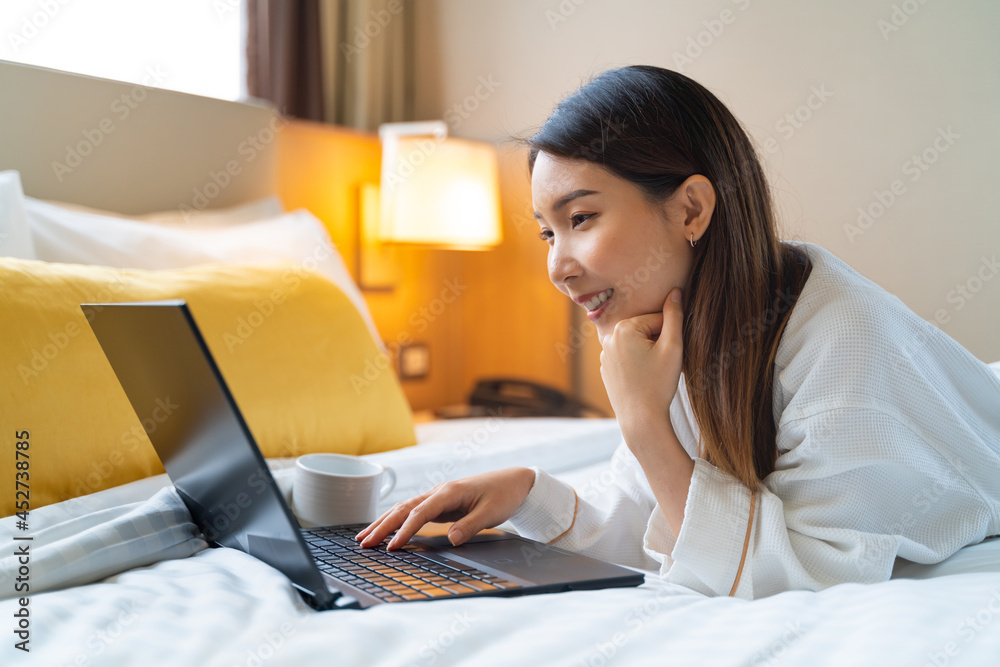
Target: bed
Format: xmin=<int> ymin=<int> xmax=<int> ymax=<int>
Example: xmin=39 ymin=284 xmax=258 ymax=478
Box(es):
xmin=3 ymin=421 xmax=1000 ymax=666
xmin=3 ymin=60 xmax=1000 ymax=666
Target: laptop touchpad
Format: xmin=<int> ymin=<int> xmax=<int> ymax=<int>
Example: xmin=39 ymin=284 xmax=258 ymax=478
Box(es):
xmin=411 ymin=532 xmax=596 ymax=586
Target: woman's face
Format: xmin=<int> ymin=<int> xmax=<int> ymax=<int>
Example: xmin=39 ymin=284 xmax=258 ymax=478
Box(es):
xmin=531 ymin=151 xmax=711 ymax=341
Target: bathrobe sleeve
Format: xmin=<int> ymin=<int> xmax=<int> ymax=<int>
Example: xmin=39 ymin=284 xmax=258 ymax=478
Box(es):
xmin=647 ymin=406 xmax=993 ymax=598
xmin=507 ymin=440 xmax=661 ymax=571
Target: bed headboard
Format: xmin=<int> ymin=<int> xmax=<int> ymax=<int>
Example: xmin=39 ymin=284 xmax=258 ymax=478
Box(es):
xmin=0 ymin=59 xmax=278 ymax=215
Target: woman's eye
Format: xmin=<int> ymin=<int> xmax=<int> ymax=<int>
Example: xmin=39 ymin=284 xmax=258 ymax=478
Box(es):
xmin=538 ymin=215 xmax=590 ymax=242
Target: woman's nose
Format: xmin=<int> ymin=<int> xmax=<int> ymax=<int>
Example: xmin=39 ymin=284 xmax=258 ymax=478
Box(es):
xmin=548 ymin=241 xmax=580 ymax=286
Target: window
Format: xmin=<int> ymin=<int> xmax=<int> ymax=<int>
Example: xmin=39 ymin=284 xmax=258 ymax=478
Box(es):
xmin=2 ymin=0 xmax=244 ymax=101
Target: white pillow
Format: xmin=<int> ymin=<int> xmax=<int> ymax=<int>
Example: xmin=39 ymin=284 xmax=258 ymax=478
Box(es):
xmin=46 ymin=196 xmax=285 ymax=227
xmin=25 ymin=197 xmax=384 ymax=350
xmin=0 ymin=171 xmax=37 ymax=259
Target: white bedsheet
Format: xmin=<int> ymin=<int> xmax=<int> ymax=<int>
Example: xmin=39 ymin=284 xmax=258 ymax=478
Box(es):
xmin=3 ymin=417 xmax=1000 ymax=666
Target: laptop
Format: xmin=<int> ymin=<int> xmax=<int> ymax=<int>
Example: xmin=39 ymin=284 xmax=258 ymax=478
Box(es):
xmin=83 ymin=300 xmax=645 ymax=610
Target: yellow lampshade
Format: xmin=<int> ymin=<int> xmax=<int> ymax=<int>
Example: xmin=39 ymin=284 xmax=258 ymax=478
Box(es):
xmin=379 ymin=133 xmax=503 ymax=249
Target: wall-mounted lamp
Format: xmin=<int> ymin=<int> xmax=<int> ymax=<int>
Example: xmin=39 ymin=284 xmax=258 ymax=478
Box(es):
xmin=357 ymin=120 xmax=503 ymax=291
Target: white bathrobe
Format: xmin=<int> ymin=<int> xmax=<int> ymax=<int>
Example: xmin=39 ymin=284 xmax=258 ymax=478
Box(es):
xmin=508 ymin=241 xmax=1000 ymax=599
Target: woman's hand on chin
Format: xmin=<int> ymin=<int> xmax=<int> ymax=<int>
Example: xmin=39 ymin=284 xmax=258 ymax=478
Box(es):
xmin=599 ymin=287 xmax=685 ymax=443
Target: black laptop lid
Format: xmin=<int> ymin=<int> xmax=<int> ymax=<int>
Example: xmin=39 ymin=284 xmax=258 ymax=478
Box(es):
xmin=83 ymin=300 xmax=335 ymax=608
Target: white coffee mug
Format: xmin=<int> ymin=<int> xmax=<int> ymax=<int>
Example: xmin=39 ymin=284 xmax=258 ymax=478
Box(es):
xmin=292 ymin=454 xmax=396 ymax=528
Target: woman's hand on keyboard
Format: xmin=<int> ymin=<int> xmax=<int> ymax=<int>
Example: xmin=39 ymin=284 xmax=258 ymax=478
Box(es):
xmin=354 ymin=467 xmax=536 ymax=550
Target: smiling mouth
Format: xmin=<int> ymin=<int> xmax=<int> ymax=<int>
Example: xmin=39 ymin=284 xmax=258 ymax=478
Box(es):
xmin=583 ymin=289 xmax=614 ymax=311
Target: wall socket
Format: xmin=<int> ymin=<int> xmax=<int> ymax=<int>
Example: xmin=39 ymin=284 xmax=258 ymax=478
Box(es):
xmin=398 ymin=343 xmax=429 ymax=380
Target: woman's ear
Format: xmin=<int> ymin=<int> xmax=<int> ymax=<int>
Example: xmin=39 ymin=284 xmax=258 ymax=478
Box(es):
xmin=673 ymin=175 xmax=716 ymax=244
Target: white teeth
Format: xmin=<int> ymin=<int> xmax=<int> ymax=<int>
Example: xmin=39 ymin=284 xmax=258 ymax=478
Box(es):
xmin=584 ymin=289 xmax=614 ymax=311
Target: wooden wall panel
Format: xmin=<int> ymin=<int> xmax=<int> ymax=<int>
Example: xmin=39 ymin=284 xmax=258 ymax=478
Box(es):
xmin=459 ymin=145 xmax=572 ymax=397
xmin=277 ymin=123 xmax=571 ymax=412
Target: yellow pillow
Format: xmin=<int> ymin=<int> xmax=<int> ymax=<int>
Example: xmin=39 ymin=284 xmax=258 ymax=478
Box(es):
xmin=0 ymin=258 xmax=415 ymax=516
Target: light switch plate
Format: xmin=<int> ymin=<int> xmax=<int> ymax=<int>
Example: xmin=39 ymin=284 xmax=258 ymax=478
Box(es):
xmin=398 ymin=343 xmax=429 ymax=380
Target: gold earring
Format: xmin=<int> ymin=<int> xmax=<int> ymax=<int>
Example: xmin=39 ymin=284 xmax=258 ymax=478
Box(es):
xmin=689 ymin=233 xmax=697 ymax=248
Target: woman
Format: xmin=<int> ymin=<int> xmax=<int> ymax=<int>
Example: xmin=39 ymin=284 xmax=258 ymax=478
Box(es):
xmin=356 ymin=65 xmax=1000 ymax=599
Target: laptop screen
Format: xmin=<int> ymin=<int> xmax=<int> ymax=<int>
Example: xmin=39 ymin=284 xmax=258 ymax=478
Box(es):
xmin=84 ymin=300 xmax=335 ymax=608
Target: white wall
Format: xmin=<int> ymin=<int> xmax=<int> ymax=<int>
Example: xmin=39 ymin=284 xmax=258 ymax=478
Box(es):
xmin=413 ymin=0 xmax=1000 ymax=365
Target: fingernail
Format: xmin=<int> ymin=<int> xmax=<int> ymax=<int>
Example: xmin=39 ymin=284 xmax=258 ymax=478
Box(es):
xmin=670 ymin=289 xmax=682 ymax=303
xmin=448 ymin=529 xmax=464 ymax=546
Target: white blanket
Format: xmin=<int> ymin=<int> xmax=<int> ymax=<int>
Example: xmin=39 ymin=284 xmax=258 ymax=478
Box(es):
xmin=3 ymin=417 xmax=1000 ymax=666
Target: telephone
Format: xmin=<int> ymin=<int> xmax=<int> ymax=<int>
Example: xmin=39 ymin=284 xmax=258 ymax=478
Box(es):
xmin=464 ymin=377 xmax=608 ymax=418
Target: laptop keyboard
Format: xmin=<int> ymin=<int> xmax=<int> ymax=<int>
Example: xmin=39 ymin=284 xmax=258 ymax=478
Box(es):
xmin=303 ymin=525 xmax=523 ymax=603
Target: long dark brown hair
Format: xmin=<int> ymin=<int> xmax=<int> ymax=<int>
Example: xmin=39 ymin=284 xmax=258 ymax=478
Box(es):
xmin=527 ymin=65 xmax=811 ymax=491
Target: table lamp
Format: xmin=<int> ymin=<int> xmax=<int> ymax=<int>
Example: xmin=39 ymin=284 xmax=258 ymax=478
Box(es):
xmin=357 ymin=121 xmax=503 ymax=290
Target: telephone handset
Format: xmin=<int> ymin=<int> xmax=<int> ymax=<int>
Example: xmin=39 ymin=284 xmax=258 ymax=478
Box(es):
xmin=466 ymin=377 xmax=608 ymax=418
